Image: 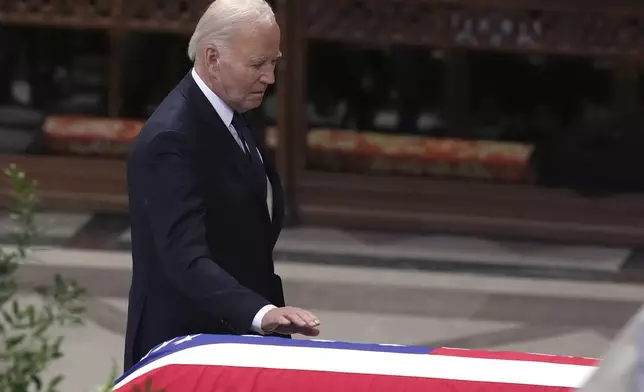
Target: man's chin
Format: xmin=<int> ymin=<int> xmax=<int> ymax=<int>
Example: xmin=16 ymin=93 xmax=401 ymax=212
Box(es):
xmin=244 ymin=98 xmax=264 ymax=111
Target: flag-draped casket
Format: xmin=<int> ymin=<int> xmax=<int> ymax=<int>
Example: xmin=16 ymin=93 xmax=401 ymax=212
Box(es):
xmin=113 ymin=334 xmax=597 ymax=392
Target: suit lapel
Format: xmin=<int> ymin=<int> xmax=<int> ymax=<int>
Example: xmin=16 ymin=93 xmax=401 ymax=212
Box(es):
xmin=260 ymin=145 xmax=285 ymax=241
xmin=244 ymin=109 xmax=285 ymax=240
xmin=179 ymin=73 xmax=272 ymax=222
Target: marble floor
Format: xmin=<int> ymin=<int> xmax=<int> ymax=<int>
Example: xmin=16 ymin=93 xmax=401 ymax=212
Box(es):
xmin=11 ymin=246 xmax=644 ymax=392
xmin=3 ymin=211 xmax=644 ymax=283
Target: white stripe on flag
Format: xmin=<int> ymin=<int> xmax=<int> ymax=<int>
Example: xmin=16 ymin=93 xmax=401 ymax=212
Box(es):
xmin=114 ymin=343 xmax=597 ymax=390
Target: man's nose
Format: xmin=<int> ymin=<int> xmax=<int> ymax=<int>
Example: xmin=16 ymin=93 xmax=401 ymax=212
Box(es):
xmin=260 ymin=69 xmax=275 ymax=85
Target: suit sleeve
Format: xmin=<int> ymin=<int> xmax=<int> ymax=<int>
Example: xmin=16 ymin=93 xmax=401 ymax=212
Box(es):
xmin=140 ymin=129 xmax=271 ymax=332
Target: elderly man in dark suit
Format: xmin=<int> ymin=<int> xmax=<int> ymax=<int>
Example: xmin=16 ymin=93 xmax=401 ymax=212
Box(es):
xmin=123 ymin=0 xmax=320 ymax=371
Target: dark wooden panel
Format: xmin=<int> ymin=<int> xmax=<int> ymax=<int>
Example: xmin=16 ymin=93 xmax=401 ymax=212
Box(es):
xmin=2 ymin=155 xmax=644 ymax=245
xmin=276 ymin=0 xmax=308 ymax=224
xmin=297 ymin=171 xmax=644 ymax=246
xmin=0 ymin=154 xmax=128 ymax=212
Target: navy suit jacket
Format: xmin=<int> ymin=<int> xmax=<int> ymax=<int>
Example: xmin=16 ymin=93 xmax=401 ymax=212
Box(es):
xmin=123 ymin=72 xmax=286 ymax=371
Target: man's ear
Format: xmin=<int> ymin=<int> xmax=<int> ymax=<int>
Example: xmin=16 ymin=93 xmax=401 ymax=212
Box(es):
xmin=204 ymin=45 xmax=221 ymax=76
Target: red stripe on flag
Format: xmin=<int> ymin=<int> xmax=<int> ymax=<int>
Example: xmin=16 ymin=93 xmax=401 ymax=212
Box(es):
xmin=431 ymin=348 xmax=598 ymax=366
xmin=114 ymin=364 xmax=577 ymax=392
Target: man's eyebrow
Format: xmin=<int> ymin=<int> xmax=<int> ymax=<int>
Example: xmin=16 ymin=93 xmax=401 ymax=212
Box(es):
xmin=250 ymin=53 xmax=282 ymax=63
xmin=250 ymin=55 xmax=268 ymax=63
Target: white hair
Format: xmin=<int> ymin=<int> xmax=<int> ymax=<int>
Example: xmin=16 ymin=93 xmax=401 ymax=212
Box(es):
xmin=187 ymin=0 xmax=276 ymax=62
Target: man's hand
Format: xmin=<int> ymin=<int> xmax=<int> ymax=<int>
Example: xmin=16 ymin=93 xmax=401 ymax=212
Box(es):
xmin=261 ymin=306 xmax=321 ymax=336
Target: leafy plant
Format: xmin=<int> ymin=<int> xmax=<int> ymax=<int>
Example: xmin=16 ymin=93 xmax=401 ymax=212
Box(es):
xmin=0 ymin=164 xmax=86 ymax=391
xmin=0 ymin=165 xmax=163 ymax=392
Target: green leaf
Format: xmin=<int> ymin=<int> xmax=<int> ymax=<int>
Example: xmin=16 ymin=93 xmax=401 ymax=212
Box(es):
xmin=5 ymin=334 xmax=25 ymax=349
xmin=2 ymin=309 xmax=14 ymax=326
xmin=133 ymin=377 xmax=158 ymax=392
xmin=46 ymin=375 xmax=63 ymax=392
xmin=12 ymin=299 xmax=20 ymax=317
xmin=25 ymin=305 xmax=35 ymax=324
xmin=30 ymin=374 xmax=43 ymax=391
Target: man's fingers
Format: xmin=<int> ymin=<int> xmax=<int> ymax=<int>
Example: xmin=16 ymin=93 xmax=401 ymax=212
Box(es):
xmin=284 ymin=312 xmax=309 ymax=327
xmin=300 ymin=310 xmax=320 ymax=327
xmin=262 ymin=307 xmax=321 ymax=336
xmin=277 ymin=315 xmax=291 ymax=325
xmin=274 ymin=324 xmax=320 ymax=336
xmin=286 ymin=308 xmax=320 ymax=327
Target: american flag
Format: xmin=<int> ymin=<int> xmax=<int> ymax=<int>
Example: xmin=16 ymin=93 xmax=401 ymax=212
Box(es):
xmin=113 ymin=334 xmax=597 ymax=392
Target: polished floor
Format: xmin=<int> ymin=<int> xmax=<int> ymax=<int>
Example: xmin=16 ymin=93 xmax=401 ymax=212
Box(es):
xmin=4 ymin=210 xmax=644 ymax=282
xmin=12 ymin=246 xmax=644 ymax=391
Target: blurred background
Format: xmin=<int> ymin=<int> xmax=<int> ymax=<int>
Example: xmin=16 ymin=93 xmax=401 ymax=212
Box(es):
xmin=2 ymin=0 xmax=644 ymax=390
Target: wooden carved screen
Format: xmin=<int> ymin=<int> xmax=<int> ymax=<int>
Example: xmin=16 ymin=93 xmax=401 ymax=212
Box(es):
xmin=0 ymin=0 xmax=114 ymax=28
xmin=121 ymin=0 xmax=211 ymax=33
xmin=0 ymin=0 xmax=211 ymax=32
xmin=306 ymin=0 xmax=644 ymax=56
xmin=297 ymin=1 xmax=644 ymax=244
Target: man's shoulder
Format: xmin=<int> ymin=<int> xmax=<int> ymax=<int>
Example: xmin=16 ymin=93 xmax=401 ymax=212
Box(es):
xmin=133 ymin=93 xmax=198 ymax=152
xmin=142 ymin=92 xmax=190 ymax=134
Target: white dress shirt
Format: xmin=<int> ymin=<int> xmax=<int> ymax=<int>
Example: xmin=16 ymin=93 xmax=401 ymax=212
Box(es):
xmin=191 ymin=68 xmax=276 ymax=334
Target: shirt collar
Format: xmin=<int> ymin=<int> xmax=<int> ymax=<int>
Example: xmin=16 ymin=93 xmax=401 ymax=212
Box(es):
xmin=191 ymin=68 xmax=234 ymax=127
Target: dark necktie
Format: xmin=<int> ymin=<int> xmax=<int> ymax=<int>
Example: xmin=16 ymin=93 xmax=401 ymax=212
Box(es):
xmin=231 ymin=112 xmax=267 ymax=200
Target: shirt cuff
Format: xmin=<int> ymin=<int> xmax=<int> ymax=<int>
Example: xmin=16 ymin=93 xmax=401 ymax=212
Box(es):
xmin=251 ymin=304 xmax=277 ymax=334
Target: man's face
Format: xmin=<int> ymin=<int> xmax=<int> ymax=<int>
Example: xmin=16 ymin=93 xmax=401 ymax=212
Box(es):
xmin=207 ymin=22 xmax=281 ymax=113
